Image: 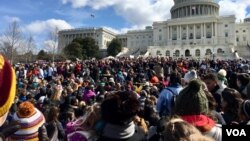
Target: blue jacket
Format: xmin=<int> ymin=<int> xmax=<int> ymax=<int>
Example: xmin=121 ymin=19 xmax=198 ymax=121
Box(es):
xmin=156 ymin=84 xmax=183 ymax=117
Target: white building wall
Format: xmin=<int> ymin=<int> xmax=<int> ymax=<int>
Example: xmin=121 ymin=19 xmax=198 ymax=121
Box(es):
xmin=126 ymin=27 xmax=153 ymax=49
xmin=58 ymin=28 xmax=116 ymax=52
xmin=217 ymin=16 xmax=236 ymax=46
xmin=58 ymin=0 xmax=250 ymax=59
xmin=153 ymin=22 xmax=168 ymax=46
xmin=235 ymin=22 xmax=250 ymax=46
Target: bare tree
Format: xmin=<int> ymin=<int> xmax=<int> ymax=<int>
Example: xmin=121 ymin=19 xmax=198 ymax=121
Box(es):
xmin=0 ymin=21 xmax=23 ymax=64
xmin=25 ymin=35 xmax=36 ymax=63
xmin=46 ymin=27 xmax=59 ymax=63
xmin=0 ymin=42 xmax=12 ymax=57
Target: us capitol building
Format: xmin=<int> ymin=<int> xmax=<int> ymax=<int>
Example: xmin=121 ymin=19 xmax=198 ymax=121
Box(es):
xmin=58 ymin=0 xmax=250 ymax=59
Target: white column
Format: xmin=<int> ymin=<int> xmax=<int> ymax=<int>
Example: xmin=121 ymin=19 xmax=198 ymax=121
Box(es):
xmin=182 ymin=7 xmax=184 ymax=17
xmin=186 ymin=6 xmax=188 ymax=16
xmin=170 ymin=26 xmax=172 ymax=40
xmin=201 ymin=23 xmax=203 ymax=38
xmin=169 ymin=26 xmax=171 ymax=40
xmin=187 ymin=25 xmax=189 ymax=40
xmin=198 ymin=5 xmax=200 ymax=15
xmin=171 ymin=26 xmax=173 ymax=45
xmin=204 ymin=23 xmax=206 ymax=38
xmin=180 ymin=25 xmax=182 ymax=39
xmin=190 ymin=6 xmax=192 ymax=16
xmin=203 ymin=23 xmax=206 ymax=44
xmin=176 ymin=25 xmax=178 ymax=39
xmin=215 ymin=22 xmax=217 ymax=44
xmin=212 ymin=22 xmax=214 ymax=37
xmin=200 ymin=5 xmax=202 ymax=14
xmin=215 ymin=22 xmax=217 ymax=37
xmin=203 ymin=5 xmax=205 ymax=15
xmin=194 ymin=24 xmax=196 ymax=41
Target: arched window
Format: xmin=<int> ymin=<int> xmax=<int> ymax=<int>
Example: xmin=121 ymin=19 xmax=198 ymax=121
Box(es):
xmin=185 ymin=49 xmax=191 ymax=57
xmin=217 ymin=48 xmax=223 ymax=54
xmin=156 ymin=50 xmax=161 ymax=56
xmin=195 ymin=49 xmax=200 ymax=57
xmin=206 ymin=49 xmax=212 ymax=55
xmin=165 ymin=50 xmax=170 ymax=56
xmin=175 ymin=50 xmax=180 ymax=57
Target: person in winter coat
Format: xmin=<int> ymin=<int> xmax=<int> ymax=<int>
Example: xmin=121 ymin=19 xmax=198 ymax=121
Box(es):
xmin=156 ymin=71 xmax=183 ymax=117
xmin=97 ymin=91 xmax=146 ymax=141
xmin=175 ymin=79 xmax=222 ymax=141
xmin=0 ymin=55 xmax=21 ymax=140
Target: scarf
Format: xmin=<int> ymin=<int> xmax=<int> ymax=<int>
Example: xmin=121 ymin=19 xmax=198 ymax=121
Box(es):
xmin=181 ymin=114 xmax=215 ymax=132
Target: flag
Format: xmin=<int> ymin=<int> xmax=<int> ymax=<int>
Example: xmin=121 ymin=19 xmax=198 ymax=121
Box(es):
xmin=90 ymin=14 xmax=95 ymax=18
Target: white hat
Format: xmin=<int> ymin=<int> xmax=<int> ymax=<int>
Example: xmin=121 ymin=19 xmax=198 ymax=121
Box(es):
xmin=38 ymin=96 xmax=46 ymax=104
xmin=218 ymin=69 xmax=227 ymax=77
xmin=109 ymin=77 xmax=115 ymax=83
xmin=184 ymin=70 xmax=197 ymax=83
xmin=144 ymin=82 xmax=150 ymax=86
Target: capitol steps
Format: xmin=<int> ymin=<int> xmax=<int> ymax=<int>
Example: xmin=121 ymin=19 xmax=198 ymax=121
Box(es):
xmin=235 ymin=45 xmax=250 ymax=59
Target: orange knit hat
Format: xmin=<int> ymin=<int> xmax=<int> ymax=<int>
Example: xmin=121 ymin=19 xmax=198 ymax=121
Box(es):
xmin=0 ymin=55 xmax=16 ymax=126
xmin=17 ymin=101 xmax=36 ymax=118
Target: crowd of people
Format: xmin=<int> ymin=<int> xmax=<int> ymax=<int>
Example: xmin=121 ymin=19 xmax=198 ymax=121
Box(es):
xmin=0 ymin=55 xmax=250 ymax=141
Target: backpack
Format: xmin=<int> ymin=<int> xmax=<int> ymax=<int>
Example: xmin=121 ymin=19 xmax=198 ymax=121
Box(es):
xmin=159 ymin=88 xmax=177 ymax=117
xmin=165 ymin=88 xmax=177 ymax=108
xmin=66 ymin=117 xmax=88 ymax=141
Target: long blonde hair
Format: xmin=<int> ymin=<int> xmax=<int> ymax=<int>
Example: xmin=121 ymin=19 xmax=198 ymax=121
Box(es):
xmin=50 ymin=86 xmax=62 ymax=101
xmin=163 ymin=117 xmax=214 ymax=141
xmin=82 ymin=104 xmax=101 ymax=130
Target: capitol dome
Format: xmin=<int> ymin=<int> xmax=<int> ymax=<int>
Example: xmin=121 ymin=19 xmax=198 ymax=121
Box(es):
xmin=171 ymin=0 xmax=219 ymax=19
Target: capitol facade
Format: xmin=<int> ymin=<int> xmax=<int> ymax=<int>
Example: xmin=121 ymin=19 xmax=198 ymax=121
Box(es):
xmin=58 ymin=0 xmax=250 ymax=59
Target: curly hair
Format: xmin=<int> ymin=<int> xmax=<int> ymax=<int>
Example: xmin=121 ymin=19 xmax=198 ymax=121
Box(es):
xmin=101 ymin=91 xmax=140 ymax=125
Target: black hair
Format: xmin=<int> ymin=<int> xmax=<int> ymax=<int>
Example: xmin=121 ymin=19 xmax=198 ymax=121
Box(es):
xmin=101 ymin=91 xmax=140 ymax=125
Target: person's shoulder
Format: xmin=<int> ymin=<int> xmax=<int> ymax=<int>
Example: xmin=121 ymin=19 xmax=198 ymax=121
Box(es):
xmin=127 ymin=126 xmax=146 ymax=141
xmin=204 ymin=124 xmax=222 ymax=141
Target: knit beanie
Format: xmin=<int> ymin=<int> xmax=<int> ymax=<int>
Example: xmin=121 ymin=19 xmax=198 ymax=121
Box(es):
xmin=175 ymin=79 xmax=209 ymax=116
xmin=217 ymin=69 xmax=227 ymax=83
xmin=0 ymin=55 xmax=16 ymax=126
xmin=10 ymin=101 xmax=45 ymax=141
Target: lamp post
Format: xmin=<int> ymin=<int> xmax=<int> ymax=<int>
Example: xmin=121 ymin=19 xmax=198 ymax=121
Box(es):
xmin=212 ymin=45 xmax=216 ymax=61
xmin=222 ymin=51 xmax=225 ymax=60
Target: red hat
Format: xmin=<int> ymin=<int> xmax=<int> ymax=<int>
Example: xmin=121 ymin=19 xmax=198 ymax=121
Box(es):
xmin=0 ymin=55 xmax=16 ymax=126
